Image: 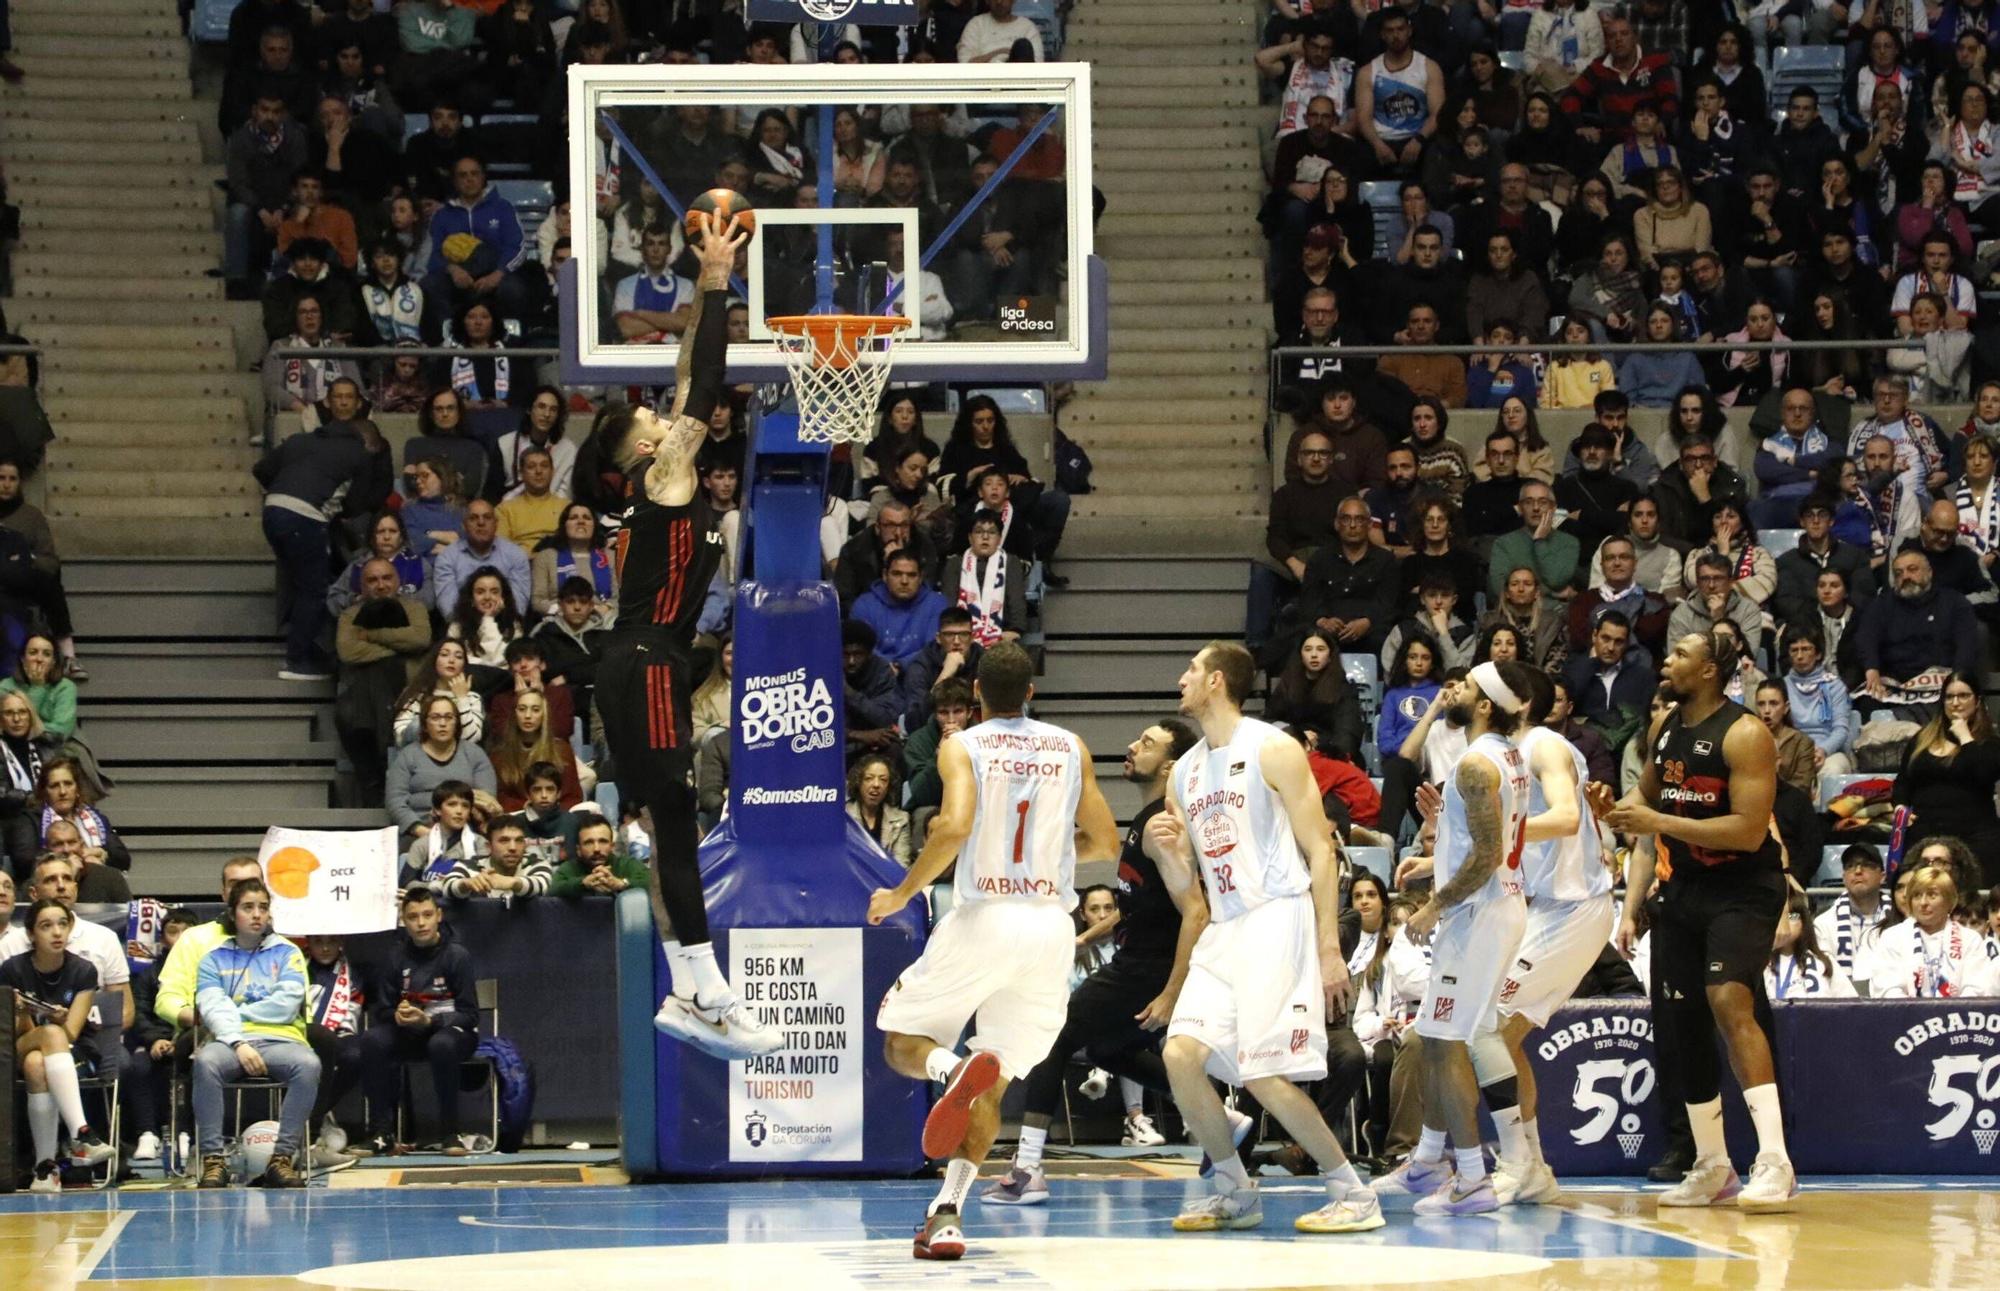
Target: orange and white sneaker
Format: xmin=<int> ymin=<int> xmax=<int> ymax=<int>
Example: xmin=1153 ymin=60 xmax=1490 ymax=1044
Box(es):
xmin=923 ymin=1052 xmax=1001 ymax=1159
xmin=914 ymin=1206 xmax=967 ymax=1260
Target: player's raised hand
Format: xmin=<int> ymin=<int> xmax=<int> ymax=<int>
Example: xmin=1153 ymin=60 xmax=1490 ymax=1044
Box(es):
xmin=867 ymin=887 xmax=909 ymax=926
xmin=1394 ymin=853 xmax=1434 ymax=889
xmin=693 ymin=211 xmax=750 ymax=285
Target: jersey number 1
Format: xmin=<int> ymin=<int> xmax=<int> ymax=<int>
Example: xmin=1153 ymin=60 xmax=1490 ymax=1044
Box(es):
xmin=1506 ymin=816 xmax=1526 ymax=870
xmin=1011 ymin=799 xmax=1030 ymax=865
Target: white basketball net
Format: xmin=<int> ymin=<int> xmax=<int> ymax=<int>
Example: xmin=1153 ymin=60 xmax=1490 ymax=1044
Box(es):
xmin=770 ymin=318 xmax=907 ymax=444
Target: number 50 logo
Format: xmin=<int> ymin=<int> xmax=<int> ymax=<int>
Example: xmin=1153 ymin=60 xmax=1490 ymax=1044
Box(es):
xmin=1927 ymin=1053 xmax=2000 ymax=1152
xmin=1571 ymin=1057 xmax=1656 ymax=1159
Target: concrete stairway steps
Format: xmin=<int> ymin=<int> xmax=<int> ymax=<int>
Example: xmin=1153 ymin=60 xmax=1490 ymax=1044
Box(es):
xmin=0 ymin=77 xmax=189 ymax=102
xmin=4 ymin=137 xmax=201 ymax=166
xmin=47 ymin=469 xmax=258 ymax=498
xmin=111 ymin=765 xmax=338 ymax=814
xmin=13 ymin=181 xmax=210 ymax=211
xmin=16 ymin=253 xmax=213 ymax=284
xmin=20 ymin=230 xmax=216 ymax=259
xmin=1064 ymin=514 xmax=1263 ymax=556
xmin=11 ymin=163 xmax=220 ymax=192
xmin=1097 ymin=256 xmax=1264 ymax=285
xmin=117 ymin=807 xmax=387 ymax=835
xmin=1036 ymin=637 xmax=1217 ymax=697
xmin=44 ymin=421 xmax=250 ymax=448
xmin=1092 ymin=65 xmax=1259 ymax=89
xmin=1099 ymin=210 xmax=1261 ymax=238
xmin=18 ymin=0 xmax=181 ymax=16
xmin=1070 ymin=6 xmax=1260 ymax=27
xmin=45 ymin=495 xmax=260 ymax=523
xmin=1037 ymin=554 xmax=1249 ymax=591
xmin=64 ymin=556 xmax=271 ymax=593
xmin=1093 ymin=106 xmax=1269 ymax=130
xmin=79 ymin=704 xmax=326 ymax=754
xmin=1083 ymin=44 xmax=1258 ymax=68
xmin=1096 ymin=233 xmax=1264 ymax=260
xmin=24 ymin=322 xmax=231 ymax=351
xmin=1088 ymin=166 xmax=1256 ymax=191
xmin=1114 ymin=280 xmax=1265 ymax=308
xmin=18 ymin=34 xmax=187 ymax=60
xmin=11 ymin=15 xmax=180 ymax=40
xmin=1079 ymin=444 xmax=1265 ymax=473
xmin=1041 ymin=585 xmax=1244 ymax=636
xmin=44 ymin=350 xmax=237 ymax=378
xmin=1070 ymin=374 xmax=1264 ymax=400
xmin=12 ymin=55 xmax=188 ymax=83
xmin=1094 ymin=83 xmax=1258 ymax=109
xmin=69 ymin=642 xmax=324 ymax=699
xmin=0 ymin=97 xmax=198 ymax=122
xmin=1104 ymin=324 xmax=1268 ymax=352
xmin=18 ymin=207 xmax=214 ymax=235
xmin=0 ymin=118 xmax=197 ymax=144
xmin=18 ymin=275 xmax=222 ymax=303
xmin=60 ymin=518 xmax=266 ymax=559
xmin=51 ymin=444 xmax=254 ymax=478
xmin=43 ymin=371 xmax=260 ymax=401
xmin=1070 ymin=491 xmax=1263 ymax=519
xmin=1096 ymin=150 xmax=1260 ymax=177
xmin=43 ymin=394 xmax=247 ymax=423
xmin=98 ymin=738 xmax=339 ymax=767
xmin=1067 ymin=396 xmax=1268 ymax=426
xmin=1105 ymin=351 xmax=1267 ymax=378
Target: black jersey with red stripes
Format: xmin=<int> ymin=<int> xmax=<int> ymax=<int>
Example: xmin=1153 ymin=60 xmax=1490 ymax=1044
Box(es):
xmin=608 ymin=458 xmax=723 ymax=639
xmin=1649 ymin=698 xmax=1785 ymax=878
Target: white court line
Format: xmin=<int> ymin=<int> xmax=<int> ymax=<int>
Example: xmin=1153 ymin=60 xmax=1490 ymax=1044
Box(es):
xmin=1563 ymin=1201 xmax=1745 ymax=1260
xmin=75 ymin=1209 xmax=135 ymax=1278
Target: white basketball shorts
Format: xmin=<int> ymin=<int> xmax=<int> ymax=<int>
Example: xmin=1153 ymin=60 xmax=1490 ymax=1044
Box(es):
xmin=875 ymin=898 xmax=1074 ymax=1080
xmin=1416 ymin=894 xmax=1527 ymax=1043
xmin=1167 ymin=893 xmax=1328 ymax=1086
xmin=1496 ymin=893 xmax=1618 ymax=1028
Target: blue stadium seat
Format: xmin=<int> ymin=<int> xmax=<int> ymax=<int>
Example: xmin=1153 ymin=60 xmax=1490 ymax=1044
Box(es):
xmin=964 ymin=387 xmax=1047 ymax=414
xmin=1014 ymin=0 xmax=1065 ymax=58
xmin=404 ymin=113 xmax=431 ymax=146
xmin=1348 ymin=846 xmax=1391 ymax=883
xmin=1763 ymin=528 xmax=1802 ymax=558
xmin=492 ymin=178 xmax=555 ymax=212
xmin=1816 ymin=841 xmax=1887 ymax=885
xmin=1497 ymin=50 xmax=1529 ymax=74
xmin=1342 ymin=653 xmax=1381 ymax=721
xmin=192 ymin=0 xmax=241 ymax=43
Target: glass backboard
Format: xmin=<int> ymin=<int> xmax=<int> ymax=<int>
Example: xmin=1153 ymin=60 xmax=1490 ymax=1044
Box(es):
xmin=561 ymin=62 xmax=1100 ymax=384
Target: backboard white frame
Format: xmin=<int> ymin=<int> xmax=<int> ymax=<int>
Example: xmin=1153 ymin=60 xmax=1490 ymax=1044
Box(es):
xmin=564 ymin=61 xmax=1096 ymax=383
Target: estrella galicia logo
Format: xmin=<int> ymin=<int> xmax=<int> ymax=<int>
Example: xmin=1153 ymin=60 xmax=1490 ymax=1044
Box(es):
xmin=743 ymin=1111 xmax=769 ymax=1148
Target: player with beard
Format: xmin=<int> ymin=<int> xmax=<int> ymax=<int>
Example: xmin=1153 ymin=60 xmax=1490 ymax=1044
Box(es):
xmin=1473 ymin=667 xmax=1615 ymax=1205
xmin=579 ymin=212 xmax=780 ymax=1060
xmin=983 ymin=717 xmax=1207 ymax=1205
xmin=1374 ymin=661 xmax=1534 ymax=1215
xmin=1590 ymin=630 xmax=1797 ymax=1211
xmin=1152 ymin=642 xmax=1380 ymax=1237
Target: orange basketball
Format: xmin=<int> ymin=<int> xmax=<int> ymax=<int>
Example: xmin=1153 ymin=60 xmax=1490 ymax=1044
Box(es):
xmin=685 ymin=188 xmax=756 ymax=241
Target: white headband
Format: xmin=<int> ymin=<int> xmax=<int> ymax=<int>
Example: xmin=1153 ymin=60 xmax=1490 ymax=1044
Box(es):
xmin=1470 ymin=662 xmax=1526 ymax=714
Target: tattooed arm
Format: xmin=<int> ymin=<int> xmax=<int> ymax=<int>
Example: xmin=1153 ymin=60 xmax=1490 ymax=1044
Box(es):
xmin=1408 ymin=752 xmax=1501 ymax=934
xmin=645 ymin=213 xmax=748 ymax=508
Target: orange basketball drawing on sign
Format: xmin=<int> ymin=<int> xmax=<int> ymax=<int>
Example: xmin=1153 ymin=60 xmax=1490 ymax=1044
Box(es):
xmin=265 ymin=847 xmax=320 ymax=899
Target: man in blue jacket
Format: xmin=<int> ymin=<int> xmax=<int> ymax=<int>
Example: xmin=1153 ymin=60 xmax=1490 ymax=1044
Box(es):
xmin=424 ymin=155 xmax=528 ymax=334
xmin=1752 ymin=386 xmax=1840 ymax=529
xmin=853 ymin=552 xmax=948 ymax=668
xmin=356 ymin=887 xmax=482 ymax=1155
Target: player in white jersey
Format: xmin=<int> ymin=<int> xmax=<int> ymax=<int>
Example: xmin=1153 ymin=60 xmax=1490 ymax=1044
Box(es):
xmin=1373 ymin=661 xmax=1534 ymax=1216
xmin=867 ymin=643 xmax=1119 ymax=1262
xmin=1149 ymin=642 xmax=1383 ymax=1237
xmin=1471 ymin=668 xmax=1616 ymax=1206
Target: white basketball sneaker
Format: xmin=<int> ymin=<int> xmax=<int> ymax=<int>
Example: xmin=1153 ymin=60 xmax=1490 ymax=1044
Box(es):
xmin=1295 ymin=1186 xmax=1386 ymax=1233
xmin=1737 ymin=1152 xmax=1799 ymax=1213
xmin=1122 ymin=1111 xmax=1167 ymax=1147
xmin=1370 ymin=1154 xmax=1453 ymax=1197
xmin=654 ymin=993 xmax=784 ymax=1058
xmin=1173 ymin=1184 xmax=1264 ymax=1232
xmin=1492 ymin=1158 xmax=1562 ymax=1205
xmin=1658 ymin=1155 xmax=1742 ymax=1207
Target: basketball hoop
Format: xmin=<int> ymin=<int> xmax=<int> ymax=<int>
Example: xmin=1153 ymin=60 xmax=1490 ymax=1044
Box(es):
xmin=766 ymin=314 xmax=912 ymax=444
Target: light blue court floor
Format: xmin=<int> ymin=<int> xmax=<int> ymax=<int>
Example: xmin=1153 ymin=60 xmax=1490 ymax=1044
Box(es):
xmin=4 ymin=1174 xmax=1998 ymax=1290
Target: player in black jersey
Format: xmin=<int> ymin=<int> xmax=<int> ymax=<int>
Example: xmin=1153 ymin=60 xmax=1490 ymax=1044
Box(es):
xmin=981 ymin=718 xmax=1206 ymax=1205
xmin=1591 ymin=630 xmax=1798 ymax=1212
xmin=583 ymin=212 xmax=780 ymax=1059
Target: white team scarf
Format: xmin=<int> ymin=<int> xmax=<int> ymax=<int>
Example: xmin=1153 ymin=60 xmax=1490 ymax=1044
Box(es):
xmin=1 ymin=736 xmax=39 ymax=792
xmin=957 ymin=550 xmax=1008 ymax=646
xmin=1823 ymin=893 xmax=1887 ymax=970
xmin=1958 ymin=474 xmax=2000 ymax=554
xmin=311 ymin=957 xmax=360 ymax=1034
xmin=1768 ymin=951 xmax=1842 ymax=999
xmin=1953 ymin=120 xmax=1996 ymax=201
xmin=1903 ymin=921 xmax=1976 ymax=998
xmin=450 ymin=352 xmax=510 ymax=404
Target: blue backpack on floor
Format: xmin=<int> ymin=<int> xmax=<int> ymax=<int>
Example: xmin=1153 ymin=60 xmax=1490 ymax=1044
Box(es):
xmin=472 ymin=1037 xmax=535 ymax=1152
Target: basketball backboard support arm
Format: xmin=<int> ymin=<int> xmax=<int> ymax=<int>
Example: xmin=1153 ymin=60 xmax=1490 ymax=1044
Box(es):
xmin=561 ymin=61 xmax=1105 ymax=385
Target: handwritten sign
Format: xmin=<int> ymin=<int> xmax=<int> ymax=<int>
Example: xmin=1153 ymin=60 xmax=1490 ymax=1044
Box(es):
xmin=258 ymin=826 xmax=400 ymax=936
